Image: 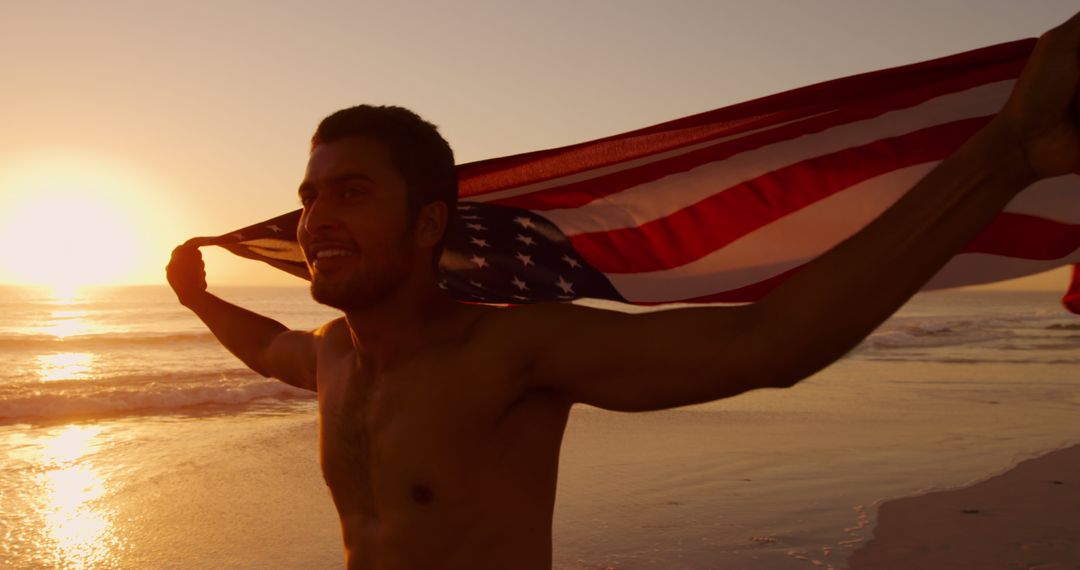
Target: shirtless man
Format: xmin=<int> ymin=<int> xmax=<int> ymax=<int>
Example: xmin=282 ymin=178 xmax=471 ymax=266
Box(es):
xmin=167 ymin=13 xmax=1079 ymax=570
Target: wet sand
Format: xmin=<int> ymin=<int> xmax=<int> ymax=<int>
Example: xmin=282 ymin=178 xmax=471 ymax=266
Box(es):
xmin=849 ymin=444 xmax=1080 ymax=569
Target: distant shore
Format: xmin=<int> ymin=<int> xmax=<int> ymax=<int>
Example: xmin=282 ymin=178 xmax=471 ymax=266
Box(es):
xmin=849 ymin=443 xmax=1080 ymax=568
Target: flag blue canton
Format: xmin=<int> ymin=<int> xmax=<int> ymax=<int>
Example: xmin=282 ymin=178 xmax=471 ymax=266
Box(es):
xmin=439 ymin=202 xmax=623 ymax=304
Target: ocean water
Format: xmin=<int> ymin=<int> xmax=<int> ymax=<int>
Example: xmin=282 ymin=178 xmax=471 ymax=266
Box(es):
xmin=0 ymin=286 xmax=336 ymax=422
xmin=0 ymin=285 xmax=1078 ymax=569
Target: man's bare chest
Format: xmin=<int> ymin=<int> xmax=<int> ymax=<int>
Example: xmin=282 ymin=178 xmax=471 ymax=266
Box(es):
xmin=314 ymin=348 xmax=530 ymax=515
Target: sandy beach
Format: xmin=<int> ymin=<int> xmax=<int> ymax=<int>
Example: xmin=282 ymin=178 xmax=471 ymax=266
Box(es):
xmin=849 ymin=444 xmax=1080 ymax=569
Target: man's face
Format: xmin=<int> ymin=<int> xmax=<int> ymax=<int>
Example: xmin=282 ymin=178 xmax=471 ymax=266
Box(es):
xmin=297 ymin=136 xmax=415 ymax=311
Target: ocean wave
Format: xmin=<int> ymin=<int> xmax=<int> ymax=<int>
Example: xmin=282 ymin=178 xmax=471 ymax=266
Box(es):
xmin=0 ymin=374 xmax=314 ymax=421
xmin=856 ymin=317 xmax=1015 ymax=351
xmin=847 ymin=313 xmax=1080 ymax=361
xmin=0 ymin=331 xmax=217 ymax=350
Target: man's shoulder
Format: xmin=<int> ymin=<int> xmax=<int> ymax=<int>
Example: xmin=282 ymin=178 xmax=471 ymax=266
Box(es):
xmin=311 ymin=317 xmax=349 ymax=345
xmin=468 ymin=301 xmax=592 ymax=345
xmin=311 ymin=316 xmax=345 ymax=333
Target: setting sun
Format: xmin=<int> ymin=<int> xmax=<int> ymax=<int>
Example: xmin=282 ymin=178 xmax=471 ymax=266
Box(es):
xmin=0 ymin=153 xmax=178 ymax=294
xmin=0 ymin=191 xmax=142 ymax=295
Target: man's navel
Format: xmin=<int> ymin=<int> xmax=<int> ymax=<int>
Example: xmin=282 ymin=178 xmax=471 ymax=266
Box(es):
xmin=410 ymin=483 xmax=434 ymax=505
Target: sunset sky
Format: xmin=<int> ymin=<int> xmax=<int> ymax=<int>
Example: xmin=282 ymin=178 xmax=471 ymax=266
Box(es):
xmin=0 ymin=0 xmax=1076 ymax=289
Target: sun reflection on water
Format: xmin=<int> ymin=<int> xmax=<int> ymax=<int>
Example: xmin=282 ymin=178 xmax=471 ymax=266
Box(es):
xmin=43 ymin=308 xmax=92 ymax=339
xmin=36 ymin=352 xmax=95 ymax=382
xmin=40 ymin=465 xmax=111 ymax=564
xmin=38 ymin=425 xmax=101 ymax=463
xmin=15 ymin=425 xmax=123 ymax=568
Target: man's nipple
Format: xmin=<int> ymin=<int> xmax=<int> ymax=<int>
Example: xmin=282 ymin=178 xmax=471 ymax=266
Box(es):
xmin=410 ymin=483 xmax=434 ymax=505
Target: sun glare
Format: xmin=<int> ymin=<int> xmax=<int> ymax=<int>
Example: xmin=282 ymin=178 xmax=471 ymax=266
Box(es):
xmin=0 ymin=153 xmax=177 ymax=294
xmin=0 ymin=192 xmax=141 ymax=293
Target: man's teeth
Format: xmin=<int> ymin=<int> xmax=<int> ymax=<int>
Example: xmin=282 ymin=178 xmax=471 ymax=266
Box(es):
xmin=316 ymin=249 xmax=353 ymax=259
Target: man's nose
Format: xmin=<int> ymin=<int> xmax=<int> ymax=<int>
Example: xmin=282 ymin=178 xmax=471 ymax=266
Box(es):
xmin=302 ymin=195 xmax=340 ymax=234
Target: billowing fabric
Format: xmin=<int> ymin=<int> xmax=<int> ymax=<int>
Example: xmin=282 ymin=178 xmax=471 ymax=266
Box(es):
xmin=203 ymin=38 xmax=1080 ymax=312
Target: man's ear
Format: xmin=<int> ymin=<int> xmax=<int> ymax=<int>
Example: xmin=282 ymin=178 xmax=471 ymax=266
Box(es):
xmin=414 ymin=201 xmax=449 ymax=248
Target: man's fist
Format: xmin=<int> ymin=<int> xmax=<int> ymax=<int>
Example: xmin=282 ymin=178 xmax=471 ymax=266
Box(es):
xmin=997 ymin=10 xmax=1080 ymax=180
xmin=167 ymin=244 xmax=207 ymax=306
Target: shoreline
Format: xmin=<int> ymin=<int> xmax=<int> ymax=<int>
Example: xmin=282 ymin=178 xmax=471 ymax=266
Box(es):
xmin=849 ymin=443 xmax=1080 ymax=568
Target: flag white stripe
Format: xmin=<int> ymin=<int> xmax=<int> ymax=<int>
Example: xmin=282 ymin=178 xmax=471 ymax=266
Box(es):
xmin=925 ymin=252 xmax=1080 ymax=290
xmin=540 ymin=81 xmax=1014 ymax=237
xmin=604 ymin=171 xmax=1080 ymax=301
xmin=1003 ymin=174 xmax=1080 ymax=220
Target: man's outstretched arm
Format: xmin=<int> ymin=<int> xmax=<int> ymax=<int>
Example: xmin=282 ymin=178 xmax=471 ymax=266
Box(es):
xmin=167 ymin=245 xmax=318 ymax=391
xmin=512 ymin=12 xmax=1080 ymax=411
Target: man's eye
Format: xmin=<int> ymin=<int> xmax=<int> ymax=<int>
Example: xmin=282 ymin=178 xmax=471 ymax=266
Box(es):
xmin=299 ymin=194 xmax=315 ymax=207
xmin=342 ymin=188 xmax=364 ymax=200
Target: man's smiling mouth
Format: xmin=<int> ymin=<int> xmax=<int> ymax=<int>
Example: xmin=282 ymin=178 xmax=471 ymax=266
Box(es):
xmin=307 ymin=244 xmax=358 ymax=272
xmin=316 ymin=249 xmax=353 ymax=259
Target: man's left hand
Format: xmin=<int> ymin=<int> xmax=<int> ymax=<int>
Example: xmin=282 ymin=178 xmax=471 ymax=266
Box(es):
xmin=997 ymin=10 xmax=1080 ymax=180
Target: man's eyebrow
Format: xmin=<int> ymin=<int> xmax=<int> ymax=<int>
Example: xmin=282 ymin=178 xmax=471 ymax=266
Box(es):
xmin=298 ymin=173 xmax=377 ymax=194
xmin=329 ymin=172 xmax=377 ymax=185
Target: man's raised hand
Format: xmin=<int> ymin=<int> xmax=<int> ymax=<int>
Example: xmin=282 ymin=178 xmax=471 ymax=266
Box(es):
xmin=996 ymin=9 xmax=1080 ymax=180
xmin=167 ymin=243 xmax=208 ymax=306
xmin=165 ymin=240 xmax=316 ymax=388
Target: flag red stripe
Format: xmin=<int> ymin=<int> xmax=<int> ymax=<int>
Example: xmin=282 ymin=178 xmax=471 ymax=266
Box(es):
xmin=1065 ymin=265 xmax=1080 ymax=313
xmin=484 ymin=69 xmax=1019 ymax=211
xmin=567 ymin=118 xmax=989 ymax=274
xmin=962 ymin=212 xmax=1080 ymax=259
xmin=638 ymin=214 xmax=1080 ymax=304
xmin=460 ymin=40 xmax=1032 ymax=203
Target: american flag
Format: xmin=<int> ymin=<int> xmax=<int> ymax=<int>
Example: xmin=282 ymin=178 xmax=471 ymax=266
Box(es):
xmin=201 ymin=38 xmax=1080 ymax=313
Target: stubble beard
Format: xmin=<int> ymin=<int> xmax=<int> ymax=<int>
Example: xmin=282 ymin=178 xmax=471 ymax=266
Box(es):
xmin=309 ymin=248 xmax=414 ymax=312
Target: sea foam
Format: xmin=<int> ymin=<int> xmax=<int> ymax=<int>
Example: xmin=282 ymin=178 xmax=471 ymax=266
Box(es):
xmin=0 ymin=371 xmax=313 ymax=421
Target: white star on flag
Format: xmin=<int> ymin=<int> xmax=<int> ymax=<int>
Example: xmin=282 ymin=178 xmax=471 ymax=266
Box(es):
xmin=515 ymin=234 xmax=536 ymax=246
xmin=266 ymin=224 xmax=284 ymax=233
xmin=465 ymin=223 xmax=487 ymax=231
xmin=469 ymin=280 xmax=484 ymax=289
xmin=470 ymin=237 xmax=490 ymax=248
xmin=515 ymin=252 xmax=534 ymax=267
xmin=513 ymin=216 xmax=536 ymax=229
xmin=555 ymin=275 xmax=574 ymax=294
xmin=512 ymin=276 xmax=529 ymax=291
xmin=561 ymin=254 xmax=581 ymax=269
xmin=470 ymin=255 xmax=488 ymax=268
